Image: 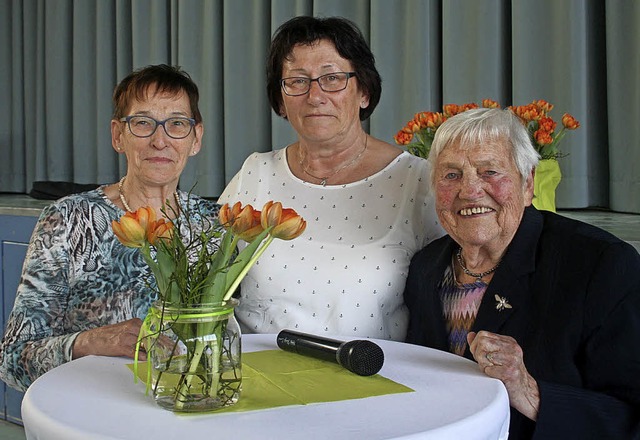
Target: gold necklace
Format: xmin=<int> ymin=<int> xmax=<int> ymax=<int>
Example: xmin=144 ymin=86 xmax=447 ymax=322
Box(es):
xmin=117 ymin=176 xmax=180 ymax=214
xmin=455 ymin=247 xmax=501 ymax=282
xmin=298 ymin=135 xmax=368 ymax=186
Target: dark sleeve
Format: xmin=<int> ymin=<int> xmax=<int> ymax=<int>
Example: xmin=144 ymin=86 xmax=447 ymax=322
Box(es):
xmin=403 ymin=239 xmax=450 ymax=351
xmin=533 ymin=241 xmax=640 ymax=439
xmin=404 ymin=250 xmax=426 ymax=344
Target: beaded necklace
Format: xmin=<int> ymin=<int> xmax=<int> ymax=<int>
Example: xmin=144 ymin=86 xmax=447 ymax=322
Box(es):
xmin=455 ymin=247 xmax=501 ymax=282
xmin=117 ymin=176 xmax=180 ymax=214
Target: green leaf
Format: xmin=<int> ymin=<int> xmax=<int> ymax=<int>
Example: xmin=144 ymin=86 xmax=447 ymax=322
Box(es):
xmin=154 ymin=247 xmax=179 ymax=302
xmin=224 ymin=227 xmax=271 ymax=294
xmin=200 ymin=230 xmax=235 ymax=304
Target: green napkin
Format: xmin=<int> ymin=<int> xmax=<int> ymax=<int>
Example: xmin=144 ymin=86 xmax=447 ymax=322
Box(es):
xmin=130 ymin=349 xmax=413 ymax=413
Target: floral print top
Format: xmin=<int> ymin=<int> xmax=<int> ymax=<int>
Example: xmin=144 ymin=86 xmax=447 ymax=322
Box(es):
xmin=0 ymin=188 xmax=219 ymax=391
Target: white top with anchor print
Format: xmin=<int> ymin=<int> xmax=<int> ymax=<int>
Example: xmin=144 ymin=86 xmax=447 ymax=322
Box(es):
xmin=219 ymin=147 xmax=443 ymax=341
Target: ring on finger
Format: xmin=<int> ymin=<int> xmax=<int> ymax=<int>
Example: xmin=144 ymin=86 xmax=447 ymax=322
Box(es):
xmin=486 ymin=352 xmax=495 ymax=365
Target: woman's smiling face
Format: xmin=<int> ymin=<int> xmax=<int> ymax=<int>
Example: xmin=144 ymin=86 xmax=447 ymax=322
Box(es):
xmin=433 ymin=137 xmax=534 ymax=249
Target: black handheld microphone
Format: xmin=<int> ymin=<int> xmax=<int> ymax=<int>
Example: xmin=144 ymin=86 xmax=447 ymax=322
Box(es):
xmin=276 ymin=329 xmax=384 ymax=376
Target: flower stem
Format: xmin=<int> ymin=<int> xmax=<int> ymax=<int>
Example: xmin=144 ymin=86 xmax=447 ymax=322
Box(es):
xmin=173 ymin=319 xmax=224 ymax=411
xmin=222 ymin=235 xmax=274 ymax=302
xmin=174 ymin=337 xmax=206 ymax=411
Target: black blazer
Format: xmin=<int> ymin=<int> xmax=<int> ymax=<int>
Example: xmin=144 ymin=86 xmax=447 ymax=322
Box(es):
xmin=405 ymin=206 xmax=640 ymax=439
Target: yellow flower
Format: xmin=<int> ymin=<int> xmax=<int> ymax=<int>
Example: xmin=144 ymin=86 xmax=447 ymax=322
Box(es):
xmin=261 ymin=201 xmax=306 ymax=240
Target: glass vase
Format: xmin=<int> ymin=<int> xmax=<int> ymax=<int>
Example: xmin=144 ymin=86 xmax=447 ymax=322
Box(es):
xmin=147 ymin=299 xmax=241 ymax=412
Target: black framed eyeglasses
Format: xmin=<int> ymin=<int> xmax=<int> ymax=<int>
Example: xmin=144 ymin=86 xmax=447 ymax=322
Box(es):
xmin=119 ymin=115 xmax=196 ymax=139
xmin=280 ymin=72 xmax=357 ymax=96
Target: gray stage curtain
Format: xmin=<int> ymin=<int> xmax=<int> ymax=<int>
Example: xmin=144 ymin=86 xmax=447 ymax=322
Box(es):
xmin=1 ymin=0 xmax=638 ymax=213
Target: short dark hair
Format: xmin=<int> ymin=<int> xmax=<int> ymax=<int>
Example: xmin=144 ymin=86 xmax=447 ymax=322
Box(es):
xmin=266 ymin=16 xmax=382 ymax=121
xmin=112 ymin=64 xmax=202 ymax=123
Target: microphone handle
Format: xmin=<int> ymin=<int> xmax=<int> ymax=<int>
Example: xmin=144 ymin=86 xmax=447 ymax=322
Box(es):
xmin=277 ymin=330 xmax=343 ymax=363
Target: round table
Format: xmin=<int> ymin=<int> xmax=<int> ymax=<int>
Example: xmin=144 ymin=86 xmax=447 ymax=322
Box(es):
xmin=22 ymin=334 xmax=509 ymax=439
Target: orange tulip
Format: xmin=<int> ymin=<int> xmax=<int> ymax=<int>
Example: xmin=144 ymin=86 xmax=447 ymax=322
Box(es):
xmin=562 ymin=113 xmax=580 ymax=130
xmin=261 ymin=201 xmax=306 ymax=240
xmin=534 ymin=129 xmax=553 ymax=145
xmin=482 ymin=99 xmax=500 ymax=109
xmin=218 ymin=201 xmax=243 ymax=227
xmin=146 ymin=219 xmax=174 ymax=245
xmin=234 ymin=206 xmax=265 ymax=242
xmin=430 ymin=112 xmax=445 ymax=128
xmin=532 ymin=99 xmax=554 ymax=113
xmin=406 ymin=119 xmax=421 ymax=133
xmin=513 ymin=104 xmax=543 ymax=122
xmin=134 ymin=207 xmax=156 ymax=231
xmin=415 ymin=111 xmax=444 ymax=129
xmin=538 ymin=116 xmax=557 ymax=133
xmin=112 ymin=209 xmax=154 ymax=248
xmin=219 ymin=202 xmax=265 ymax=242
xmin=443 ymin=104 xmax=461 ymax=117
xmin=393 ymin=130 xmax=413 ymax=145
xmin=397 ymin=98 xmax=579 ymax=160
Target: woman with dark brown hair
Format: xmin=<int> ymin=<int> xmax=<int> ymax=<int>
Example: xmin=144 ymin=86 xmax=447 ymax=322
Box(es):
xmin=220 ymin=16 xmax=443 ymax=340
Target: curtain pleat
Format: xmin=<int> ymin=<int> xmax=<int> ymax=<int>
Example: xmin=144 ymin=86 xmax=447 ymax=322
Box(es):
xmin=606 ymin=0 xmax=640 ymax=213
xmin=0 ymin=0 xmax=638 ymax=213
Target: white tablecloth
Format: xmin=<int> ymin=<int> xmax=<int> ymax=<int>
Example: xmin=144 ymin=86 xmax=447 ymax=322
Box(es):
xmin=22 ymin=334 xmax=509 ymax=439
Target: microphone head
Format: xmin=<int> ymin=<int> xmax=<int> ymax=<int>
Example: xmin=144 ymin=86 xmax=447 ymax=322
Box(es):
xmin=337 ymin=340 xmax=384 ymax=376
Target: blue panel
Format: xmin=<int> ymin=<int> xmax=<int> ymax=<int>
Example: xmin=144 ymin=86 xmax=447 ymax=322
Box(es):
xmin=2 ymin=243 xmax=29 ymax=326
xmin=0 ymin=215 xmax=38 ymax=424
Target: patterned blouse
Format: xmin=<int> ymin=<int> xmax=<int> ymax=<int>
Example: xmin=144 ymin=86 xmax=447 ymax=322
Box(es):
xmin=439 ymin=266 xmax=488 ymax=356
xmin=0 ymin=188 xmax=219 ymax=391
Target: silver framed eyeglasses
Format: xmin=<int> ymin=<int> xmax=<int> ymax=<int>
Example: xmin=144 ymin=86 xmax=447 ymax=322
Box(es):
xmin=280 ymin=72 xmax=357 ymax=96
xmin=120 ymin=115 xmax=196 ymax=139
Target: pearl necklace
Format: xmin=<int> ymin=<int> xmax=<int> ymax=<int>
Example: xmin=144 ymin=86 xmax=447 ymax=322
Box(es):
xmin=299 ymin=135 xmax=368 ymax=186
xmin=455 ymin=247 xmax=501 ymax=282
xmin=117 ymin=176 xmax=180 ymax=214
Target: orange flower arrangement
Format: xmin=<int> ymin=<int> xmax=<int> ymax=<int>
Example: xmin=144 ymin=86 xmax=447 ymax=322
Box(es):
xmin=395 ymin=99 xmax=580 ymax=160
xmin=112 ymin=199 xmax=306 ymax=408
xmin=112 ymin=201 xmax=306 ymax=306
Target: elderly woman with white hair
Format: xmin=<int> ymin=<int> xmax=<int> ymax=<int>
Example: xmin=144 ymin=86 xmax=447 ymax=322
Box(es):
xmin=404 ymin=108 xmax=640 ymax=439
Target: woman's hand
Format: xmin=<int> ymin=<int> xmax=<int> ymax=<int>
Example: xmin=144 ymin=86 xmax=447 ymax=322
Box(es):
xmin=72 ymin=318 xmax=146 ymax=360
xmin=467 ymin=330 xmax=540 ymax=420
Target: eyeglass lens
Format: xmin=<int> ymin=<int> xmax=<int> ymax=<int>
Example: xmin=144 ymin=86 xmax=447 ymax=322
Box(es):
xmin=126 ymin=116 xmax=193 ymax=139
xmin=281 ymin=72 xmax=352 ymax=96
